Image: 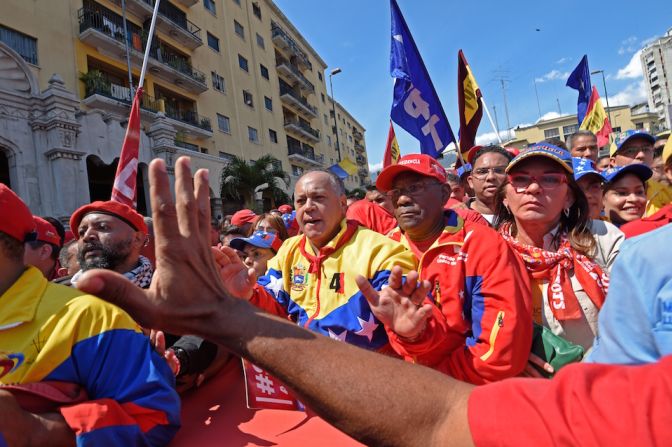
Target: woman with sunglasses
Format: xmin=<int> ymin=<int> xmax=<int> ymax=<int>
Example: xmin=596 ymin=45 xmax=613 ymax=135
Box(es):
xmin=493 ymin=144 xmax=612 ymax=371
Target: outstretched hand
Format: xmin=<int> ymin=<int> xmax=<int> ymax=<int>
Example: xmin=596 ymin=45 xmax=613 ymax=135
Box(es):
xmin=212 ymin=246 xmax=256 ymax=299
xmin=76 ymin=157 xmax=237 ymax=338
xmin=355 ymin=266 xmax=433 ymax=340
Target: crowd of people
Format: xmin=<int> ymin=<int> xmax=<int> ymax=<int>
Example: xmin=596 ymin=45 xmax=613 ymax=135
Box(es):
xmin=0 ymin=127 xmax=671 ymax=446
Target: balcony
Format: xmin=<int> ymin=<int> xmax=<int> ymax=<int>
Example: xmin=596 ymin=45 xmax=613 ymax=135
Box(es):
xmin=284 ymin=118 xmax=320 ymax=143
xmin=352 ymin=128 xmax=363 ymax=140
xmin=358 ymin=168 xmax=369 ymax=178
xmin=174 ymin=0 xmax=198 ymax=6
xmin=125 ymin=0 xmax=202 ymax=49
xmin=288 ymin=146 xmax=323 ymax=167
xmin=354 ymin=142 xmax=365 ymax=152
xmin=271 ymin=22 xmax=311 ymax=70
xmin=356 ymin=154 xmax=366 ymax=165
xmin=280 ymin=84 xmax=317 ymax=118
xmin=78 ymin=8 xmax=207 ymax=94
xmin=82 ymin=81 xmax=212 ymax=138
xmin=276 ymin=56 xmax=314 ymax=94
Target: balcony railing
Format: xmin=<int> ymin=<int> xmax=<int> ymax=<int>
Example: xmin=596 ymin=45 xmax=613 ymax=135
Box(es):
xmin=271 ymin=22 xmax=311 ymax=70
xmin=352 ymin=128 xmax=363 ymax=140
xmin=139 ymin=0 xmax=201 ymax=41
xmin=354 ymin=142 xmax=365 ymax=152
xmin=276 ymin=56 xmax=314 ymax=93
xmin=148 ymin=45 xmax=206 ymax=85
xmin=175 ymin=140 xmax=200 ymax=151
xmin=84 ymin=81 xmax=162 ymax=112
xmin=164 ymin=104 xmax=212 ymax=131
xmin=284 ymin=118 xmax=320 ymax=140
xmin=288 ymin=146 xmax=323 ymax=164
xmin=279 ymin=83 xmax=317 ymax=116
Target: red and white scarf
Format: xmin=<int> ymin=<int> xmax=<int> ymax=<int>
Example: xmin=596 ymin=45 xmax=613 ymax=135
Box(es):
xmin=500 ymin=225 xmax=608 ymax=320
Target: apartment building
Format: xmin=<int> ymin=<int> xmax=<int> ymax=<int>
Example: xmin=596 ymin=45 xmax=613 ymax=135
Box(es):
xmin=640 ymin=28 xmax=672 ymax=129
xmin=0 ymin=0 xmax=370 ymax=220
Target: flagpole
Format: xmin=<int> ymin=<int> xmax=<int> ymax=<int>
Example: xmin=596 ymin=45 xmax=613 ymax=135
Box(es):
xmin=121 ymin=0 xmax=134 ymax=100
xmin=138 ymin=0 xmax=161 ymax=90
xmin=480 ymin=97 xmax=504 ymax=144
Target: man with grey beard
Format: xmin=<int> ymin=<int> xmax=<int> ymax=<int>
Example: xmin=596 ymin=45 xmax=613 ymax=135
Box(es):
xmin=69 ymin=200 xmax=152 ymax=288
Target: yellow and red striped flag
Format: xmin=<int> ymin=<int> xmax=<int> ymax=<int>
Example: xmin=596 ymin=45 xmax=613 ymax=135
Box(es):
xmin=383 ymin=121 xmax=400 ymax=168
xmin=580 ymin=86 xmax=612 ymax=147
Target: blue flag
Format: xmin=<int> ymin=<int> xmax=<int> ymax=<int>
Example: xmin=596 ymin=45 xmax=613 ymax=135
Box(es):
xmin=389 ymin=0 xmax=456 ymax=158
xmin=566 ymin=55 xmax=592 ymax=125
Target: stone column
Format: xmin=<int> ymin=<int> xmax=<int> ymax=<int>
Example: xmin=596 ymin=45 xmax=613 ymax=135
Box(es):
xmin=147 ymin=112 xmax=178 ymax=208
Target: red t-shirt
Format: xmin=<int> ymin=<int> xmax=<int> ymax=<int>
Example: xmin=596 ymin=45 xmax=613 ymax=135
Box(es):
xmin=346 ymin=200 xmax=398 ymax=235
xmin=468 ymin=355 xmax=672 ymax=446
xmin=621 ymin=203 xmax=672 ymax=238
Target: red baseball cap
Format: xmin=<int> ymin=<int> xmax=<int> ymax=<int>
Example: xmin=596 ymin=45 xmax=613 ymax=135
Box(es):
xmin=376 ymin=154 xmax=447 ymax=192
xmin=231 ymin=209 xmax=257 ymax=226
xmin=278 ymin=204 xmax=293 ymax=214
xmin=465 ymin=145 xmax=483 ymax=165
xmin=70 ymin=200 xmax=147 ymax=237
xmin=0 ymin=183 xmax=36 ymax=242
xmin=33 ymin=216 xmax=62 ymax=247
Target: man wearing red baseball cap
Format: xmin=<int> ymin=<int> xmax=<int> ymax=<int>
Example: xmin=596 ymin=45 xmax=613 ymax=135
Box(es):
xmin=0 ymin=184 xmax=180 ymax=445
xmin=23 ymin=216 xmax=62 ymax=280
xmin=372 ymin=154 xmax=533 ymax=385
xmin=69 ymin=200 xmax=152 ymax=288
xmin=231 ymin=209 xmax=257 ymax=235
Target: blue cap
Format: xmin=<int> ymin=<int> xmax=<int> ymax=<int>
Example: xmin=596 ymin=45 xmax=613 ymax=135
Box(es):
xmin=612 ymin=130 xmax=655 ymax=155
xmin=572 ymin=157 xmax=603 ymax=182
xmin=230 ymin=230 xmax=282 ymax=253
xmin=601 ymin=163 xmax=652 ymax=184
xmin=456 ymin=163 xmax=472 ymax=178
xmin=506 ymin=143 xmax=573 ymax=174
xmin=281 ymin=210 xmax=296 ymax=228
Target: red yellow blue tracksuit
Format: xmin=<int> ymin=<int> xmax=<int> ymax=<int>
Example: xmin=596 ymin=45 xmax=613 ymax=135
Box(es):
xmin=0 ymin=267 xmax=180 ymax=446
xmin=387 ymin=211 xmax=533 ymax=384
xmin=250 ymin=220 xmax=417 ymax=350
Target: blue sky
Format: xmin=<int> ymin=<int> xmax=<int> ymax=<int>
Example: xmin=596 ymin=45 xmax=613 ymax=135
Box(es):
xmin=273 ymin=0 xmax=672 ymax=172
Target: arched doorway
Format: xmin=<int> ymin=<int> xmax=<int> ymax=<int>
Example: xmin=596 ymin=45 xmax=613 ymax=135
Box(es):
xmin=86 ymin=155 xmax=148 ymax=215
xmin=0 ymin=150 xmax=10 ymax=187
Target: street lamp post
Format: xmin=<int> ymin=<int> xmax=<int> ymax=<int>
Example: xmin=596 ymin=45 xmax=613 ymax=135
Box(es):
xmin=591 ymin=70 xmax=613 ymax=128
xmin=329 ymin=68 xmax=342 ymax=161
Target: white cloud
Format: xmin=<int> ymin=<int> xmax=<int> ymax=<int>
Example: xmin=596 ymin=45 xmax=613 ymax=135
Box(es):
xmin=616 ymin=50 xmax=643 ymax=79
xmin=618 ymin=36 xmax=638 ymax=55
xmin=535 ymin=70 xmax=570 ymax=83
xmin=475 ymin=129 xmax=515 ymax=145
xmin=641 ymin=35 xmax=659 ymax=47
xmin=555 ymin=57 xmax=570 ymax=65
xmin=368 ymin=161 xmax=383 ymax=173
xmin=601 ymin=80 xmax=647 ymax=107
xmin=537 ymin=111 xmax=568 ymax=122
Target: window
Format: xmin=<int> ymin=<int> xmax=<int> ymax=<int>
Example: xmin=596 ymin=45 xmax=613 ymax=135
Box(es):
xmin=612 ymin=126 xmax=621 ymax=133
xmin=323 ymin=114 xmax=328 ymax=125
xmin=327 ymin=135 xmax=332 ymax=146
xmin=264 ymin=96 xmax=273 ymax=111
xmin=211 ymin=72 xmax=225 ymax=92
xmin=243 ymin=90 xmax=254 ymax=107
xmin=347 ymin=122 xmax=351 ymax=129
xmin=260 ymin=64 xmax=269 ymax=80
xmin=321 ymin=93 xmax=325 ymax=103
xmin=636 ymin=122 xmax=644 ymax=129
xmin=252 ymin=2 xmax=262 ymax=19
xmin=248 ymin=126 xmax=259 ymax=142
xmin=238 ymin=54 xmax=249 ymax=72
xmin=562 ymin=124 xmax=579 ymax=136
xmin=234 ymin=20 xmax=245 ymax=39
xmin=217 ymin=113 xmax=230 ymax=133
xmin=269 ymin=129 xmax=278 ymax=143
xmin=0 ymin=25 xmax=38 ymax=65
xmin=207 ymin=32 xmax=220 ymax=52
xmin=219 ymin=151 xmax=235 ymax=162
xmin=348 ymin=135 xmax=352 ymax=142
xmin=543 ymin=128 xmax=560 ymax=139
xmin=318 ymin=72 xmax=323 ymax=82
xmin=200 ymin=147 xmax=209 ymax=154
xmin=256 ymin=33 xmax=265 ymax=49
xmin=338 ymin=113 xmax=341 ymax=120
xmin=233 ymin=0 xmax=240 ymax=5
xmin=204 ymin=0 xmax=216 ymax=14
xmin=291 ymin=165 xmax=304 ymax=176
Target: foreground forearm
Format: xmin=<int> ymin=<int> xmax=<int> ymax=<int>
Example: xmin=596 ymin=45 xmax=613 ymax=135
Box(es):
xmin=214 ymin=300 xmax=475 ymax=447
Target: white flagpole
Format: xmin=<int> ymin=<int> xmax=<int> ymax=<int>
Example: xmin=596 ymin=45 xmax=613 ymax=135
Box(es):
xmin=138 ymin=0 xmax=161 ymax=89
xmin=480 ymin=96 xmax=504 ymax=144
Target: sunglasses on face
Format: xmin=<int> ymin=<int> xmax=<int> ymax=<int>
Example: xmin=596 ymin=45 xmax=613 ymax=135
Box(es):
xmin=507 ymin=173 xmax=567 ymax=192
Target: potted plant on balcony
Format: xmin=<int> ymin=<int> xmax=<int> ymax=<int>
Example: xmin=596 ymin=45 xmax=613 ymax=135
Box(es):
xmin=79 ymin=69 xmax=110 ymax=97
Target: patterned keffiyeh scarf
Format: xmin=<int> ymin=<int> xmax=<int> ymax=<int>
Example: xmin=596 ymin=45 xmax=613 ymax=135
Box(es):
xmin=500 ymin=225 xmax=608 ymax=321
xmin=71 ymin=255 xmax=154 ymax=289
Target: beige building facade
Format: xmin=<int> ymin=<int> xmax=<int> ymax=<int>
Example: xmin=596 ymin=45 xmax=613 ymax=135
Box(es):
xmin=640 ymin=28 xmax=672 ymax=129
xmin=0 ymin=0 xmax=370 ymax=220
xmin=505 ymin=103 xmax=661 ymax=148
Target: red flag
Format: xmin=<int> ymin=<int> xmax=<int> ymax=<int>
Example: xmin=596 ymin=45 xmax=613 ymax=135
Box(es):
xmin=383 ymin=121 xmax=400 ymax=168
xmin=457 ymin=50 xmax=483 ymax=157
xmin=111 ymin=87 xmax=143 ymax=208
xmin=580 ymin=86 xmax=612 ymax=147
